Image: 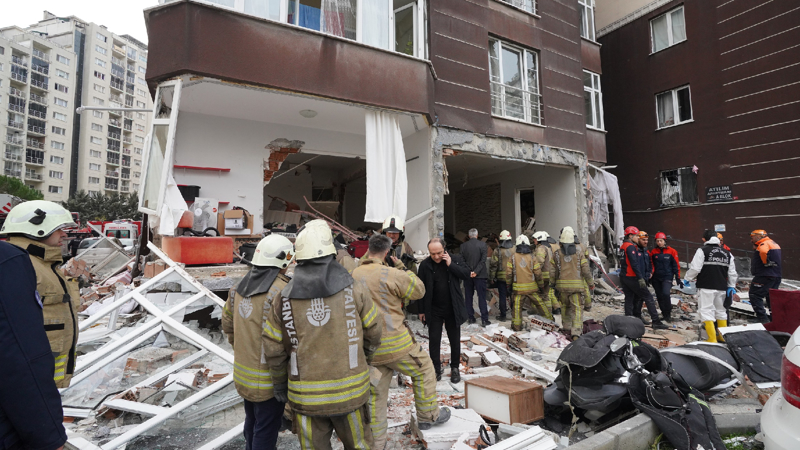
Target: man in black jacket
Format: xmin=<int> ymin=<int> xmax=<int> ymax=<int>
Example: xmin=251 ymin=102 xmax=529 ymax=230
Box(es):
xmin=460 ymin=229 xmax=490 ymax=325
xmin=0 ymin=241 xmax=67 ymax=450
xmin=418 ymin=237 xmax=471 ymax=383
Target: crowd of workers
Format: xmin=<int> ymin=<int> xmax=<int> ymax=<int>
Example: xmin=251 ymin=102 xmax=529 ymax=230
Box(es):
xmin=0 ymin=198 xmax=785 ymax=450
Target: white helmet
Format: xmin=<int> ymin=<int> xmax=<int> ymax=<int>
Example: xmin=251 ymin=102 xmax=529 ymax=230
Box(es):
xmin=0 ymin=200 xmax=77 ymax=239
xmin=516 ymin=235 xmax=530 ymax=246
xmin=382 ymin=215 xmax=404 ymax=234
xmin=295 ymin=219 xmax=336 ymax=260
xmin=532 ymin=231 xmax=549 ymax=243
xmin=559 ymin=226 xmax=576 ymax=244
xmin=499 ymin=230 xmax=512 ymax=241
xmin=252 ymin=234 xmax=295 ymax=268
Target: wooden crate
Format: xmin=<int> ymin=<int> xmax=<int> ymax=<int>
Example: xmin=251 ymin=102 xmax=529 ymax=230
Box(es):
xmin=465 ymin=376 xmax=544 ymax=424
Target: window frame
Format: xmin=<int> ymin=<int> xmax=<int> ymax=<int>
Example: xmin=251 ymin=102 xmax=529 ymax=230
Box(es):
xmin=488 ymin=38 xmax=543 ymax=126
xmin=659 ymin=166 xmax=698 ymax=206
xmin=650 ymin=5 xmax=687 ymax=53
xmin=655 ymin=85 xmax=693 ymax=130
xmin=50 ymin=155 xmax=64 ymax=164
xmin=583 ymin=70 xmax=604 ymax=131
xmin=578 ymin=0 xmax=596 ymax=42
xmin=56 ymin=54 xmax=70 ymax=65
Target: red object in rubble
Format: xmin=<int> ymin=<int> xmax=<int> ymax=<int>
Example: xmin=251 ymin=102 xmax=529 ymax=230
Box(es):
xmin=348 ymin=240 xmax=369 ymax=258
xmin=763 ymin=289 xmax=800 ymax=334
xmin=162 ymin=236 xmax=234 ymax=265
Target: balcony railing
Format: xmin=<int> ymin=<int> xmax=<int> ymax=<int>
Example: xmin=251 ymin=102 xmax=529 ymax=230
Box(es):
xmin=107 ymin=142 xmax=121 ymax=151
xmin=121 ymin=173 xmax=130 ymax=179
xmin=11 ymin=72 xmax=27 ymax=83
xmin=105 ymin=183 xmax=118 ymax=190
xmin=120 ymin=186 xmax=130 ymax=192
xmin=8 ymin=104 xmax=25 ymax=113
xmin=110 ymin=94 xmax=123 ymax=103
xmin=112 ymin=57 xmax=124 ymax=66
xmin=123 ymin=111 xmax=133 ymax=119
xmin=32 ymin=49 xmax=49 ymax=62
xmin=113 ymin=45 xmax=125 ymax=55
xmin=109 ymin=118 xmax=122 ymax=127
xmin=28 ymin=109 xmax=47 ymax=120
xmin=106 ymin=170 xmax=120 ymax=178
xmin=27 ymin=124 xmax=46 ymax=135
xmin=7 ymin=120 xmax=24 ymax=130
xmin=122 ymin=158 xmax=131 ymax=167
xmin=9 ymin=87 xmax=25 ymax=98
xmin=123 ymin=124 xmax=132 ymax=131
xmin=11 ymin=55 xmax=27 ymax=67
xmin=27 ymin=139 xmax=44 ymax=150
xmin=122 ymin=148 xmax=131 ymax=155
xmin=25 ymin=172 xmax=43 ymax=181
xmin=30 ymin=79 xmax=48 ymax=90
xmin=108 ymin=132 xmax=121 ymax=140
xmin=122 ymin=137 xmax=132 ymax=144
xmin=31 ymin=64 xmax=49 ymax=75
xmin=5 ymin=135 xmax=24 ymax=145
xmin=4 ymin=169 xmax=22 ymax=178
xmin=25 ymin=156 xmax=44 ymax=165
xmin=110 ymin=81 xmax=124 ymax=91
xmin=107 ymin=156 xmax=120 ymax=165
xmin=29 ymin=92 xmax=47 ymax=104
xmin=4 ymin=152 xmax=22 ymax=162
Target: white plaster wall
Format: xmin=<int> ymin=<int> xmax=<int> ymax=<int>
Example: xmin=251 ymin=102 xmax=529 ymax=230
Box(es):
xmin=401 ymin=128 xmax=432 ymax=253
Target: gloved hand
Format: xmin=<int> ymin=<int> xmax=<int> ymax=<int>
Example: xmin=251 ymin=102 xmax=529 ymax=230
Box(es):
xmin=273 ymin=382 xmax=288 ymax=403
xmin=681 ymin=279 xmax=690 ymax=288
xmin=638 ymin=278 xmax=647 ymax=289
xmin=726 ymin=287 xmax=736 ymax=297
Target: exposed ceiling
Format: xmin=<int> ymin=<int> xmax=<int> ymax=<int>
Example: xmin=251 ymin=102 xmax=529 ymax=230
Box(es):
xmin=179 ymin=80 xmax=424 ymax=138
xmin=445 ymin=153 xmax=530 ymax=186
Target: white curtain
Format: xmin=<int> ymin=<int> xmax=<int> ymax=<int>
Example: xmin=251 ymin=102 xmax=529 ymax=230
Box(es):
xmin=364 ymin=111 xmax=407 ymax=223
xmin=671 ymin=8 xmax=686 ymax=43
xmin=323 ymin=0 xmax=357 ymax=39
xmin=588 ymin=171 xmax=624 ymax=244
xmin=651 ymin=14 xmax=669 ymax=51
xmin=657 ymin=91 xmax=674 ymax=127
xmin=363 ymin=0 xmax=390 ymax=49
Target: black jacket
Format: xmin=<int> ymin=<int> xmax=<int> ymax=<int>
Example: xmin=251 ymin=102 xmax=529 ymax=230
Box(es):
xmin=0 ymin=242 xmax=67 ymax=450
xmin=460 ymin=238 xmax=488 ymax=279
xmin=418 ymin=253 xmax=472 ymax=325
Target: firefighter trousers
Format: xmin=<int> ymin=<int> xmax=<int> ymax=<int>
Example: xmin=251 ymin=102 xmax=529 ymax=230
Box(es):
xmin=512 ymin=292 xmax=553 ymax=330
xmin=295 ymin=404 xmax=372 ymax=450
xmin=369 ymin=344 xmax=439 ymax=450
xmin=547 ymin=288 xmax=561 ymax=311
xmin=560 ymin=292 xmax=583 ymax=338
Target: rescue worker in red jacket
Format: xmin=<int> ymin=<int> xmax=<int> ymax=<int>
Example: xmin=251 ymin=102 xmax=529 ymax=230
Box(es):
xmin=619 ymin=226 xmax=667 ymax=329
xmin=649 ymin=232 xmax=682 ymax=322
xmin=749 ymin=230 xmax=781 ymax=323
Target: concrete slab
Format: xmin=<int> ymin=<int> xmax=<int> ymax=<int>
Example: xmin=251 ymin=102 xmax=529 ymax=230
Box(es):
xmin=604 ymin=413 xmax=659 ymax=450
xmin=411 ymin=408 xmax=485 ymax=450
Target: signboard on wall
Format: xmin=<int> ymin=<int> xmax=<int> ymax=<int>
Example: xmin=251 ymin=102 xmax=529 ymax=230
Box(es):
xmin=706 ymin=185 xmax=734 ymax=203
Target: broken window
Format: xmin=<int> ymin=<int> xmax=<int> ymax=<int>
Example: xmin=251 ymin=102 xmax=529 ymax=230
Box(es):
xmin=660 ymin=167 xmax=697 ymax=206
xmin=656 ymin=85 xmax=691 ymax=129
xmin=489 ymin=39 xmax=542 ymax=125
xmin=139 ymin=80 xmax=182 ymax=215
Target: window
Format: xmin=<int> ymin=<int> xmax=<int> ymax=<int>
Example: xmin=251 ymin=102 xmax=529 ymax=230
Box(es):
xmin=90 ymin=150 xmax=102 ymax=158
xmin=93 ymin=97 xmax=105 ymax=105
xmin=135 ymin=136 xmax=145 ymax=144
xmin=52 ymin=126 xmax=66 ymax=135
xmin=94 ymin=71 xmax=105 ymax=80
xmin=136 ymin=88 xmax=147 ymax=97
xmin=134 ymin=171 xmax=141 ymax=178
xmin=139 ymin=54 xmax=147 ymax=63
xmin=583 ymin=71 xmax=604 ymax=130
xmin=136 ymin=78 xmax=147 ymax=86
xmin=488 ymin=39 xmax=542 ymax=125
xmin=90 ymin=137 xmax=103 ymax=145
xmin=89 ymin=163 xmax=101 ymax=171
xmin=54 ymin=97 xmax=68 ymax=107
xmin=96 ymin=45 xmax=107 ymax=55
xmin=49 ymin=170 xmax=63 ymax=179
xmin=91 ymin=123 xmax=103 ymax=132
xmin=93 ymin=110 xmax=104 ymax=118
xmin=53 ymin=112 xmax=67 ymax=122
xmin=138 ymin=66 xmax=146 ymax=74
xmin=57 ymin=54 xmax=70 ymax=65
xmin=656 ymin=85 xmax=692 ymax=129
xmin=95 ymin=58 xmax=107 ymax=68
xmin=134 ymin=147 xmax=143 ymax=155
xmin=94 ymin=83 xmax=106 ymax=93
xmin=579 ymin=0 xmax=595 ymax=41
xmin=651 ymin=6 xmax=686 ymax=53
xmin=97 ymin=32 xmax=108 ymax=43
xmin=50 ymin=155 xmax=64 ymax=164
xmin=660 ymin=167 xmax=697 ymax=206
xmin=137 ymin=112 xmax=146 ymax=120
xmin=51 ymin=141 xmax=65 ymax=150
xmin=498 ymin=0 xmax=535 ymax=14
xmin=0 ymin=46 xmax=4 ymax=55
xmin=136 ymin=100 xmax=146 ymax=108
xmin=48 ymin=186 xmax=63 ymax=194
xmin=89 ymin=176 xmax=100 ymax=184
xmin=56 ymin=69 xmax=69 ymax=79
xmin=136 ymin=124 xmax=145 ymax=132
xmin=55 ymin=83 xmax=68 ymax=93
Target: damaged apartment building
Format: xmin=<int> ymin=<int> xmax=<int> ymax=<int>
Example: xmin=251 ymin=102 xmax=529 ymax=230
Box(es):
xmin=140 ymin=0 xmax=612 ymax=250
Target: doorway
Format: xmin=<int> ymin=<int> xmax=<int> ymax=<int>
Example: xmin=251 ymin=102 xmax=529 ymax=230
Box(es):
xmin=517 ymin=188 xmax=535 ymax=236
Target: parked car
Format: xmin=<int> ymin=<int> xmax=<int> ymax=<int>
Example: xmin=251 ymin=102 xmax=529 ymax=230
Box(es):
xmin=762 ymin=325 xmax=800 ymax=449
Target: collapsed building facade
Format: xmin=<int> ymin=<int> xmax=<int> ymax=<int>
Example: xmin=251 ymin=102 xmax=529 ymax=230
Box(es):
xmin=140 ymin=0 xmax=609 ymax=249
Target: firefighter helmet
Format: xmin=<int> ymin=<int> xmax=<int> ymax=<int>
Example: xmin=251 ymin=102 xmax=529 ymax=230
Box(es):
xmin=624 ymin=226 xmax=640 ymax=236
xmin=295 ymin=219 xmax=336 ymax=260
xmin=532 ymin=231 xmax=549 ymax=243
xmin=655 ymin=232 xmax=667 ymax=240
xmin=559 ymin=226 xmax=576 ymax=244
xmin=251 ymin=234 xmax=295 ymax=268
xmin=499 ymin=230 xmax=512 ymax=241
xmin=382 ymin=215 xmax=404 ymax=235
xmin=0 ymin=200 xmax=77 ymax=239
xmin=516 ymin=235 xmax=530 ymax=246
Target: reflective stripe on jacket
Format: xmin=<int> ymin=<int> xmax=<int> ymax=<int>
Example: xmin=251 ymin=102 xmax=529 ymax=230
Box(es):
xmin=505 ymin=252 xmax=542 ymax=294
xmin=650 ymin=246 xmax=680 ymax=281
xmin=489 ymin=245 xmax=515 ymax=282
xmin=751 ymin=237 xmax=781 ymax=278
xmin=534 ymin=244 xmax=555 ymax=284
xmin=553 ymin=243 xmax=593 ymax=293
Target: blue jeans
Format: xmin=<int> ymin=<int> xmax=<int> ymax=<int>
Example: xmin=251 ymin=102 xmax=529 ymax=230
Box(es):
xmin=243 ymin=397 xmax=285 ymax=450
xmin=464 ymin=278 xmax=489 ymax=322
xmin=651 ymin=278 xmax=673 ymax=319
xmin=496 ymin=281 xmax=508 ymax=316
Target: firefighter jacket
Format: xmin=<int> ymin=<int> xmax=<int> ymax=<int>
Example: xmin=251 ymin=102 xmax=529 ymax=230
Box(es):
xmin=489 ymin=244 xmax=515 ymax=282
xmin=650 ymin=246 xmax=681 ymax=282
xmin=620 ymin=240 xmax=647 ymax=280
xmin=534 ymin=243 xmax=556 ymax=286
xmin=504 ymin=245 xmax=543 ymax=294
xmin=360 ymin=241 xmax=417 ymax=272
xmin=751 ymin=237 xmax=782 ymax=278
xmin=351 ymin=258 xmax=425 ymax=365
xmin=337 ymin=249 xmax=359 ymax=273
xmin=7 ymin=236 xmax=79 ymax=388
xmin=552 ymin=243 xmax=593 ymax=294
xmin=263 ymin=282 xmax=383 ymax=417
xmin=222 ymin=274 xmax=288 ymax=403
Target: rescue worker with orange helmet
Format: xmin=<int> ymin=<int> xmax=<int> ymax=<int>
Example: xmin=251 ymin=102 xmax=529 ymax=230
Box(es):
xmin=649 ymin=232 xmax=682 ymax=322
xmin=619 ymin=226 xmax=667 ymax=329
xmin=748 ymin=230 xmax=781 ymax=323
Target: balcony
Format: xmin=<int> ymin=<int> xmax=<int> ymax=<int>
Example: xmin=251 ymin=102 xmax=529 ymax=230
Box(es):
xmin=4 ymin=152 xmax=22 ymax=162
xmin=5 ymin=135 xmax=24 ymax=146
xmin=106 ymin=170 xmax=120 ymax=178
xmin=107 ymin=155 xmax=120 ymax=165
xmin=121 ymin=172 xmax=131 ymax=179
xmin=120 ymin=185 xmax=130 ymax=192
xmin=4 ymin=169 xmax=22 ymax=178
xmin=110 ymin=81 xmax=124 ymax=91
xmin=11 ymin=55 xmax=27 ymax=67
xmin=127 ymin=64 xmax=135 ymax=72
xmin=25 ymin=156 xmax=44 ymax=166
xmin=28 ymin=109 xmax=47 ymax=120
xmin=31 ymin=64 xmax=49 ymax=75
xmin=122 ymin=158 xmax=131 ymax=167
xmin=112 ymin=57 xmax=124 ymax=66
xmin=123 ymin=123 xmax=133 ymax=131
xmin=122 ymin=148 xmax=132 ymax=155
xmin=107 ymin=141 xmax=121 ymax=151
xmin=110 ymin=94 xmax=124 ymax=103
xmin=29 ymin=92 xmax=47 ymax=105
xmin=24 ymin=171 xmax=43 ymax=181
xmin=109 ymin=118 xmax=122 ymax=127
xmin=111 ymin=68 xmax=125 ymax=78
xmin=27 ymin=124 xmax=46 ymax=136
xmin=105 ymin=183 xmax=119 ymax=190
xmin=10 ymin=72 xmax=27 ymax=83
xmin=9 ymin=87 xmax=25 ymax=99
xmin=8 ymin=104 xmax=25 ymax=114
xmin=27 ymin=139 xmax=44 ymax=150
xmin=122 ymin=137 xmax=132 ymax=144
xmin=7 ymin=120 xmax=24 ymax=131
xmin=30 ymin=79 xmax=48 ymax=90
xmin=32 ymin=49 xmax=49 ymax=62
xmin=113 ymin=45 xmax=125 ymax=55
xmin=108 ymin=132 xmax=121 ymax=140
xmin=123 ymin=111 xmax=133 ymax=119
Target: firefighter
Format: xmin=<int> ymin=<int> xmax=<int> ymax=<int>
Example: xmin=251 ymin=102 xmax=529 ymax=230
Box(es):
xmin=263 ymin=220 xmax=382 ymax=450
xmin=649 ymin=232 xmax=682 ymax=322
xmin=505 ymin=235 xmax=549 ymax=331
xmin=531 ymin=231 xmax=557 ymax=315
xmin=552 ymin=227 xmax=594 ymax=339
xmin=542 ymin=232 xmax=563 ymax=313
xmin=0 ymin=200 xmax=79 ymax=388
xmin=353 ymin=234 xmax=450 ymax=450
xmin=222 ymin=234 xmax=295 ymax=450
xmin=684 ymin=230 xmax=737 ymax=342
xmin=619 ymin=226 xmax=667 ymax=329
xmin=748 ymin=230 xmax=782 ymax=323
xmin=375 ymin=215 xmax=416 ymax=272
xmin=489 ymin=230 xmax=514 ymax=321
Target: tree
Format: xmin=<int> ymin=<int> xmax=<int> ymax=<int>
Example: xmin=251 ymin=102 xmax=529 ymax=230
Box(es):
xmin=62 ymin=191 xmax=142 ymax=222
xmin=0 ymin=175 xmax=45 ymax=200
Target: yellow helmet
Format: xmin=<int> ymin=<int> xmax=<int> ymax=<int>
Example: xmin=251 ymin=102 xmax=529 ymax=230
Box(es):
xmin=295 ymin=219 xmax=336 ymax=260
xmin=0 ymin=200 xmax=76 ymax=239
xmin=251 ymin=234 xmax=294 ymax=268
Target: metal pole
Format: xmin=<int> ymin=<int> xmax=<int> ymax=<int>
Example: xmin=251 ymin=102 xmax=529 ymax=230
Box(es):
xmin=75 ymin=106 xmax=152 ymax=114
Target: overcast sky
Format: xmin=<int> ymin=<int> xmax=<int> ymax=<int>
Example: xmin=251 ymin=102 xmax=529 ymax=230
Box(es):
xmin=4 ymin=1 xmax=159 ymax=44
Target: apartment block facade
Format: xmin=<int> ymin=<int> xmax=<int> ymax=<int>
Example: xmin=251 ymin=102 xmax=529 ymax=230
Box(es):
xmin=1 ymin=11 xmax=153 ymax=202
xmin=0 ymin=29 xmax=77 ymax=201
xmin=597 ymin=0 xmax=800 ymax=277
